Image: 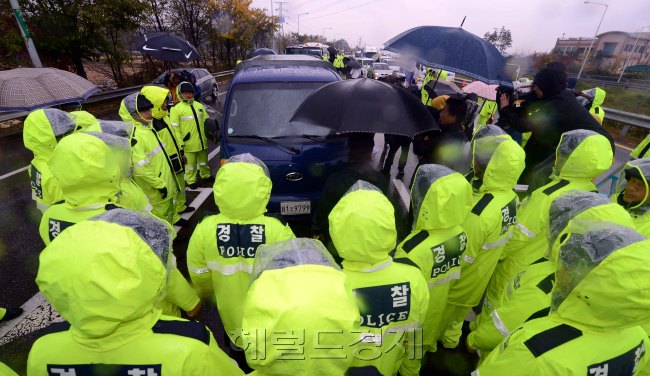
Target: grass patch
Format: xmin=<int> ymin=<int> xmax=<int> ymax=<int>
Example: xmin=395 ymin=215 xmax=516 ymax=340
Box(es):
xmin=576 ymin=82 xmax=650 ymax=116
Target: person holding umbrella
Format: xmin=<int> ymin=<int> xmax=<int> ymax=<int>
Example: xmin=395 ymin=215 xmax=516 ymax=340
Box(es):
xmin=164 ymin=71 xmax=182 ymax=104
xmin=412 ymin=95 xmax=468 ymax=180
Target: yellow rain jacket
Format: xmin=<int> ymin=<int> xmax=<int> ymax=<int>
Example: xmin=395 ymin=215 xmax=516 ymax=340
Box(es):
xmin=141 ymin=86 xmax=184 ymax=179
xmin=468 ymin=191 xmax=635 ymax=358
xmin=475 ymin=221 xmax=650 ymax=375
xmin=481 ymin=130 xmax=613 ymax=318
xmin=329 ymin=181 xmax=430 ymax=376
xmin=39 ymin=132 xmax=121 ymax=245
xmin=70 ymin=110 xmax=98 ymax=132
xmin=613 ymin=159 xmax=650 ymax=237
xmin=441 ymin=136 xmax=525 ymax=348
xmin=170 ymin=85 xmax=208 ymax=153
xmin=187 ymin=154 xmax=294 ymax=344
xmin=632 ymin=135 xmax=650 ymax=159
xmin=242 ymin=238 xmax=360 ymax=375
xmin=28 ymin=209 xmax=242 ymax=375
xmin=85 ymin=120 xmax=149 ymax=211
xmin=394 ymin=164 xmax=473 ymax=351
xmin=23 ymin=109 xmax=76 ymax=211
xmin=477 ymin=100 xmax=498 ymax=126
xmin=119 ymin=93 xmax=178 ymax=222
xmin=585 ymin=87 xmax=606 ymax=124
xmin=0 ymin=362 xmax=18 ymax=376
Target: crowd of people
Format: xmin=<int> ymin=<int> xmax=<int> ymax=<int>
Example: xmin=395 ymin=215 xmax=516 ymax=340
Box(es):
xmin=2 ymin=59 xmax=650 ymax=376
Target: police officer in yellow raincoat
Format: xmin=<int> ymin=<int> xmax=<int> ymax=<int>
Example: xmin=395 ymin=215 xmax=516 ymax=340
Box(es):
xmin=28 ymin=209 xmax=243 ymax=375
xmin=84 ymin=120 xmax=150 ymax=211
xmin=613 ymin=158 xmax=650 ymax=237
xmin=141 ymin=85 xmax=191 ymax=224
xmin=241 ymin=238 xmax=360 ymax=375
xmin=38 ymin=133 xmax=200 ymax=318
xmin=394 ymin=164 xmax=473 ymax=352
xmin=23 ymin=109 xmax=76 ymax=212
xmin=119 ymin=93 xmax=179 ymax=224
xmin=479 ymin=130 xmax=613 ymax=325
xmin=187 ymin=154 xmax=294 ymax=367
xmin=474 ymin=221 xmax=650 ymax=375
xmin=439 ymin=135 xmax=525 ymax=349
xmin=329 ymin=180 xmax=429 ymax=376
xmin=170 ymin=82 xmax=211 ymax=189
xmin=468 ymin=190 xmax=634 ymax=362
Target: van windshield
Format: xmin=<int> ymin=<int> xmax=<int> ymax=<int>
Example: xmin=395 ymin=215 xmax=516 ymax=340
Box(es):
xmin=226 ymin=81 xmax=333 ymax=138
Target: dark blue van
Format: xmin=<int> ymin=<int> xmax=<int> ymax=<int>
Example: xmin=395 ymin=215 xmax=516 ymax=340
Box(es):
xmin=220 ymin=55 xmax=347 ymax=219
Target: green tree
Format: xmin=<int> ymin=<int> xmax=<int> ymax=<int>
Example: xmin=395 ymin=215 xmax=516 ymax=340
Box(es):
xmin=22 ymin=0 xmax=146 ymax=82
xmin=0 ymin=10 xmax=29 ymax=69
xmin=483 ymin=26 xmax=513 ymax=54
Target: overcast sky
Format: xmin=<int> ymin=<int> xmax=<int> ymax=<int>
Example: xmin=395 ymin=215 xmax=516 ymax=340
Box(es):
xmin=250 ymin=0 xmax=650 ymax=53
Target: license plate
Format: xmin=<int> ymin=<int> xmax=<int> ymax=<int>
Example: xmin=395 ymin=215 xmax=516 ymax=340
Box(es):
xmin=280 ymin=201 xmax=311 ymax=216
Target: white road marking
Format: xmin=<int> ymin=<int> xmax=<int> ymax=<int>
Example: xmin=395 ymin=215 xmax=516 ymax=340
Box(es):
xmin=0 ymin=166 xmax=28 ymax=181
xmin=393 ymin=178 xmax=410 ymax=210
xmin=208 ymin=146 xmax=220 ymax=161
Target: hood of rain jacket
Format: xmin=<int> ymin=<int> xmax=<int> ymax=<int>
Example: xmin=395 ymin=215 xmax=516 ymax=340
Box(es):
xmin=36 ymin=209 xmax=174 ymax=350
xmin=243 ymin=238 xmax=359 ymax=375
xmin=551 ymin=221 xmax=650 ymax=331
xmin=118 ymin=93 xmax=150 ymax=129
xmin=547 ymin=191 xmax=635 ymax=263
xmin=213 ymin=154 xmax=272 ymax=220
xmin=24 ymin=109 xmax=76 ymax=160
xmin=411 ymin=164 xmax=473 ymax=231
xmin=615 ymin=159 xmax=650 ymax=211
xmin=551 ymin=130 xmax=612 ymax=181
xmin=48 ymin=132 xmax=121 ymax=208
xmin=545 ymin=190 xmax=635 ymax=263
xmin=472 ymin=136 xmax=525 ymax=193
xmin=141 ymin=86 xmax=170 ymax=120
xmin=329 ymin=181 xmax=396 ymax=268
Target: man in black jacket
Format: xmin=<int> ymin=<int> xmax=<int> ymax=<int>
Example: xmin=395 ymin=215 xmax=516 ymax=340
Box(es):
xmin=498 ymin=63 xmax=614 ymax=186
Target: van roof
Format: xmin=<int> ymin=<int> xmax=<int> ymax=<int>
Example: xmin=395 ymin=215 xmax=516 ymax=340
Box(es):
xmin=233 ymin=55 xmax=340 ymax=83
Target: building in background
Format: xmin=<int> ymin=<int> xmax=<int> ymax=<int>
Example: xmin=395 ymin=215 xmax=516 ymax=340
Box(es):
xmin=554 ymin=31 xmax=650 ymax=73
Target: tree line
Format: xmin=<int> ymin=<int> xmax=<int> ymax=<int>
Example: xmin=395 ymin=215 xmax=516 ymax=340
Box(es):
xmin=1 ymin=0 xmax=278 ymax=86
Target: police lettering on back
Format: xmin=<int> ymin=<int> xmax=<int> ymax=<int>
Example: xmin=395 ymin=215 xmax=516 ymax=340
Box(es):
xmin=48 ymin=364 xmax=162 ymax=375
xmin=216 ymin=223 xmax=266 ymax=258
xmin=355 ymin=282 xmax=412 ymax=328
xmin=500 ymin=199 xmax=517 ymax=235
xmin=430 ymin=232 xmax=466 ymax=278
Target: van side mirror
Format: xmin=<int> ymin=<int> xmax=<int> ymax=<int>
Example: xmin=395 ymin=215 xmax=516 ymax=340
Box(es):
xmin=205 ymin=118 xmax=221 ymax=143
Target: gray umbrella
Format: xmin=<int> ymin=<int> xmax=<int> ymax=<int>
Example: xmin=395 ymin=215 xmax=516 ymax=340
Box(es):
xmin=0 ymin=68 xmax=100 ymax=112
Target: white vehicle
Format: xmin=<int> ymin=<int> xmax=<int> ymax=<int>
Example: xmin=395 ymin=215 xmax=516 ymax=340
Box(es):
xmin=356 ymin=57 xmax=375 ymax=77
xmin=369 ymin=63 xmax=392 ymax=79
xmin=381 ymin=58 xmax=401 ymax=73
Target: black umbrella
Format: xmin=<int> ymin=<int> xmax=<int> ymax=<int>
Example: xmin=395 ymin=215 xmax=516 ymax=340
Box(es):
xmin=135 ymin=32 xmax=200 ymax=62
xmin=290 ymin=78 xmax=439 ymax=137
xmin=384 ymin=26 xmax=508 ymax=85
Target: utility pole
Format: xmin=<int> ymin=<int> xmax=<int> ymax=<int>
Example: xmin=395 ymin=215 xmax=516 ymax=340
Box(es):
xmin=577 ymin=1 xmax=608 ymax=80
xmin=276 ymin=2 xmax=287 ymax=38
xmin=9 ymin=0 xmax=43 ymax=67
xmin=618 ymin=26 xmax=650 ymax=82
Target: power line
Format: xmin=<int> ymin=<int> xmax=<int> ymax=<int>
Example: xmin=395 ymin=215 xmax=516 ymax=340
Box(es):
xmin=301 ymin=0 xmax=382 ymax=21
xmin=305 ymin=0 xmax=349 ymax=15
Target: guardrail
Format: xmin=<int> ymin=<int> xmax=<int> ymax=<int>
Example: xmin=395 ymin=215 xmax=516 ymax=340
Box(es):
xmin=604 ymin=107 xmax=650 ymax=129
xmin=0 ymin=70 xmax=235 ymax=123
